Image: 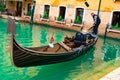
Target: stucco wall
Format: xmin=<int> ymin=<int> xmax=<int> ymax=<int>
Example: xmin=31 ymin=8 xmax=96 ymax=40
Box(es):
xmin=83 ymin=10 xmax=111 ymax=28
xmin=49 ymin=7 xmax=58 ymax=21
xmin=32 ymin=0 xmax=120 ymax=29
xmin=6 ymin=1 xmax=16 ymax=14
xmin=34 ymin=4 xmax=112 ymax=28
xmin=21 ymin=1 xmax=32 ymax=17
xmin=34 ymin=4 xmax=41 ymax=20
xmin=35 ymin=0 xmax=120 ymax=11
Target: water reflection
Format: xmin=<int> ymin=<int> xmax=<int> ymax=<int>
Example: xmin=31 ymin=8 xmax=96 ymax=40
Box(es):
xmin=39 ymin=27 xmax=47 ymax=44
xmin=102 ymin=38 xmax=120 ymax=62
xmin=102 ymin=43 xmax=117 ymax=62
xmin=16 ymin=22 xmax=33 ymax=47
xmin=16 ymin=23 xmax=76 ymax=47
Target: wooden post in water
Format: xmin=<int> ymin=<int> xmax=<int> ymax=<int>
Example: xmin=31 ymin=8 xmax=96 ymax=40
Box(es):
xmin=104 ymin=24 xmax=109 ymax=39
xmin=30 ymin=0 xmax=36 ymax=24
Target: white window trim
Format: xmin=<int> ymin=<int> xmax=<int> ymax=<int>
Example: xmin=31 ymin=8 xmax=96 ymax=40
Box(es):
xmin=43 ymin=4 xmax=51 ymax=16
xmin=40 ymin=4 xmax=51 ymax=21
xmin=56 ymin=5 xmax=67 ymax=23
xmin=72 ymin=6 xmax=85 ymax=27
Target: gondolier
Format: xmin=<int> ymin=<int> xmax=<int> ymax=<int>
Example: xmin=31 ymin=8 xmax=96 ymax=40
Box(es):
xmin=91 ymin=13 xmax=101 ymax=36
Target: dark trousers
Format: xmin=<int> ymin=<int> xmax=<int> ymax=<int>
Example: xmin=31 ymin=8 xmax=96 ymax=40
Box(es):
xmin=92 ymin=24 xmax=100 ymax=35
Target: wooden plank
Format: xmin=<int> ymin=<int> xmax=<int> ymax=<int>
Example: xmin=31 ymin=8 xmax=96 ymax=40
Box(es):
xmin=58 ymin=42 xmax=71 ymax=51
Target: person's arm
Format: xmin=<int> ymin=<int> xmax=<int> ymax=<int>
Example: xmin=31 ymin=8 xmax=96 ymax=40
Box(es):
xmin=94 ymin=15 xmax=98 ymax=25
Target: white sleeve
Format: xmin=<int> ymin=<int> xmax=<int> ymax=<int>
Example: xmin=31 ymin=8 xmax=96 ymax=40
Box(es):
xmin=94 ymin=15 xmax=97 ymax=24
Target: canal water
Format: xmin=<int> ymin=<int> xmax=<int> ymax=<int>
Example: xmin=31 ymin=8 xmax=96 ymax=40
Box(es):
xmin=0 ymin=18 xmax=120 ymax=80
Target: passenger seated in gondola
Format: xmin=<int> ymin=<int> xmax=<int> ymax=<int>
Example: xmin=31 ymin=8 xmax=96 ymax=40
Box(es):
xmin=63 ymin=30 xmax=94 ymax=48
xmin=63 ymin=35 xmax=75 ymax=44
xmin=73 ymin=32 xmax=84 ymax=47
xmin=63 ymin=35 xmax=75 ymax=48
xmin=81 ymin=30 xmax=94 ymax=45
xmin=73 ymin=30 xmax=94 ymax=47
xmin=85 ymin=33 xmax=94 ymax=43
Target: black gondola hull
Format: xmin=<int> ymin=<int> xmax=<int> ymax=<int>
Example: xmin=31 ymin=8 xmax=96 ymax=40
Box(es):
xmin=12 ymin=37 xmax=97 ymax=67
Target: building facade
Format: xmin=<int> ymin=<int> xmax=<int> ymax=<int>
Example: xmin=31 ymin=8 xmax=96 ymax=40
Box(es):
xmin=6 ymin=0 xmax=120 ymax=29
xmin=6 ymin=0 xmax=33 ymax=17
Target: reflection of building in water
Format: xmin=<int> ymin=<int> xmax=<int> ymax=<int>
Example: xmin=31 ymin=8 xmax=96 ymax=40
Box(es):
xmin=32 ymin=24 xmax=76 ymax=46
xmin=81 ymin=46 xmax=95 ymax=69
xmin=102 ymin=43 xmax=117 ymax=62
xmin=32 ymin=25 xmax=41 ymax=47
xmin=54 ymin=31 xmax=64 ymax=42
xmin=47 ymin=27 xmax=75 ymax=43
xmin=115 ymin=46 xmax=120 ymax=64
xmin=32 ymin=25 xmax=50 ymax=46
xmin=39 ymin=28 xmax=47 ymax=44
xmin=16 ymin=23 xmax=32 ymax=47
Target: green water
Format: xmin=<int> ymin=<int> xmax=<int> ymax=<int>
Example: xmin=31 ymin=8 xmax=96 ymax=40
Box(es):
xmin=0 ymin=18 xmax=120 ymax=80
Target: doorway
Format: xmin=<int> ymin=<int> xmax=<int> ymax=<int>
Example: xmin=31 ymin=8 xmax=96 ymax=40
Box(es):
xmin=16 ymin=1 xmax=22 ymax=16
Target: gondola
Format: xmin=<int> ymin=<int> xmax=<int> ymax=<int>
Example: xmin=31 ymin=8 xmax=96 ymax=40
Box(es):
xmin=7 ymin=17 xmax=98 ymax=67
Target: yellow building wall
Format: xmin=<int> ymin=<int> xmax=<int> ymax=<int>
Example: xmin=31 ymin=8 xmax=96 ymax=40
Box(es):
xmin=34 ymin=0 xmax=120 ymax=29
xmin=101 ymin=0 xmax=120 ymax=11
xmin=36 ymin=0 xmax=54 ymax=5
xmin=36 ymin=0 xmax=120 ymax=12
xmin=22 ymin=0 xmax=32 ymax=17
xmin=6 ymin=1 xmax=16 ymax=12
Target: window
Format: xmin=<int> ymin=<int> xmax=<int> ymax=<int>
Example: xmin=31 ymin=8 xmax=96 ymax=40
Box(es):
xmin=111 ymin=11 xmax=120 ymax=29
xmin=58 ymin=6 xmax=66 ymax=21
xmin=43 ymin=5 xmax=50 ymax=19
xmin=74 ymin=8 xmax=84 ymax=24
xmin=27 ymin=3 xmax=32 ymax=16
